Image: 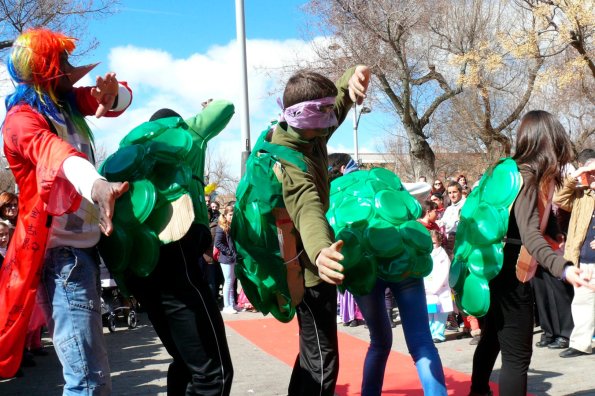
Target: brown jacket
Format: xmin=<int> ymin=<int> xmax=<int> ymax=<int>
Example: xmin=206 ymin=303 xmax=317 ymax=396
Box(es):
xmin=553 ymin=175 xmax=595 ymax=267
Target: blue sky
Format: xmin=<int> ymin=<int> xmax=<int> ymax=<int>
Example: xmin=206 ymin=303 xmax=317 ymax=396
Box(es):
xmin=1 ymin=0 xmax=385 ymax=178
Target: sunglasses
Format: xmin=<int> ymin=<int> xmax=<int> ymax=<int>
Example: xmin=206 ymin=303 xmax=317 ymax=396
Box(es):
xmin=434 ymin=182 xmax=442 ymax=186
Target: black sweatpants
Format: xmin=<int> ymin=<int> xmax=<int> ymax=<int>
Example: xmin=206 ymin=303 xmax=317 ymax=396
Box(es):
xmin=470 ymin=264 xmax=534 ymax=396
xmin=288 ymin=281 xmax=339 ymax=396
xmin=127 ymin=224 xmax=233 ymax=396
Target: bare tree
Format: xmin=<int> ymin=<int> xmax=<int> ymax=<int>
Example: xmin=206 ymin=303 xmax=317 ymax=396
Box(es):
xmin=304 ymin=0 xmax=480 ymax=178
xmin=0 ymin=0 xmax=118 ymax=54
xmin=204 ymin=148 xmax=239 ymax=199
xmin=530 ymin=60 xmax=595 ymax=153
xmin=429 ymin=0 xmax=550 ymax=159
xmin=521 ymin=0 xmax=595 ymax=79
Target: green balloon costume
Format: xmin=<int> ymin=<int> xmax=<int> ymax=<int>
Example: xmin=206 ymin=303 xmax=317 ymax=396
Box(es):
xmin=326 ymin=167 xmax=433 ymax=295
xmin=232 ymin=127 xmax=308 ymax=323
xmin=233 ymin=134 xmax=433 ymax=322
xmin=449 ymin=158 xmax=523 ymax=317
xmin=98 ymin=100 xmax=235 ymax=291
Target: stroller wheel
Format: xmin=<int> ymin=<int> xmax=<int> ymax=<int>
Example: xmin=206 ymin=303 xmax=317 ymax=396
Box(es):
xmin=128 ymin=310 xmax=138 ymax=329
xmin=107 ymin=313 xmax=117 ymax=333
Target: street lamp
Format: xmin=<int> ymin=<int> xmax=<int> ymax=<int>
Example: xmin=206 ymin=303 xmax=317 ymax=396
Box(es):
xmin=235 ymin=0 xmax=251 ymax=177
xmin=352 ymin=104 xmax=371 ymax=164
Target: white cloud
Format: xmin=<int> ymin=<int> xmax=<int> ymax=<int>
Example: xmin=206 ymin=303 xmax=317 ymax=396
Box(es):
xmin=0 ymin=36 xmax=386 ymax=182
xmin=92 ymin=37 xmax=324 ymax=178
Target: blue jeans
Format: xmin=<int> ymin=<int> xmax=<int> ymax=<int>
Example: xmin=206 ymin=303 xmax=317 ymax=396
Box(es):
xmin=221 ymin=263 xmax=236 ymax=309
xmin=40 ymin=247 xmax=111 ymax=395
xmin=355 ymin=278 xmax=447 ymax=396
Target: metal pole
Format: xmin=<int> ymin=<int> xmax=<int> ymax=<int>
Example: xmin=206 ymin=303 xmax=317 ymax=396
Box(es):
xmin=352 ymin=103 xmax=359 ymax=163
xmin=235 ymin=0 xmax=251 ymax=176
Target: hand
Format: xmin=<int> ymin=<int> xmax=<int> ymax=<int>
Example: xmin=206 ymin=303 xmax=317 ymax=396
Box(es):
xmin=590 ymin=239 xmax=595 ymax=250
xmin=91 ymin=179 xmax=129 ymax=236
xmin=564 ymin=266 xmax=595 ymax=291
xmin=315 ymin=240 xmax=345 ymax=285
xmin=571 ymin=161 xmax=595 ymax=179
xmin=348 ymin=65 xmax=371 ymax=105
xmin=91 ymin=72 xmax=119 ymax=118
xmin=571 ymin=165 xmax=595 ymax=190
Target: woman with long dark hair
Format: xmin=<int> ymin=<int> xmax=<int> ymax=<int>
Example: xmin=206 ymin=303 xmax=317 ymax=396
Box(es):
xmin=469 ymin=110 xmax=590 ymax=396
xmin=215 ymin=204 xmax=239 ymax=314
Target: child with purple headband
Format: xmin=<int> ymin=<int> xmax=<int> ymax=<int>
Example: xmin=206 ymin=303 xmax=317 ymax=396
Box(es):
xmin=267 ymin=65 xmax=370 ymax=395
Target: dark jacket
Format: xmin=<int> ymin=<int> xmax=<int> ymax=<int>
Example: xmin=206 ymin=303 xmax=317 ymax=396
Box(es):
xmin=203 ymin=218 xmax=219 ymax=264
xmin=215 ymin=225 xmax=237 ymax=264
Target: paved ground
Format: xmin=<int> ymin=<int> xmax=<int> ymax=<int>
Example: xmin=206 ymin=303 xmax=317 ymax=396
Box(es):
xmin=1 ymin=311 xmax=593 ymax=395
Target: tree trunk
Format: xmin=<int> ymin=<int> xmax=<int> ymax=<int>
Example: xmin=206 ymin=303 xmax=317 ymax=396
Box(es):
xmin=408 ymin=132 xmax=436 ymax=179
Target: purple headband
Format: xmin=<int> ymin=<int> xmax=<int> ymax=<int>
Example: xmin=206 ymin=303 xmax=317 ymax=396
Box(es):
xmin=278 ymin=96 xmax=338 ymax=130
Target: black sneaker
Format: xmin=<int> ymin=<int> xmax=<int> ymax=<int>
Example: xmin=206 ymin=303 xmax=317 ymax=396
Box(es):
xmin=559 ymin=347 xmax=590 ymax=358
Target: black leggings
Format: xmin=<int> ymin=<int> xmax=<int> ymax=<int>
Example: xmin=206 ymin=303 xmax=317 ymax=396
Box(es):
xmin=127 ymin=224 xmax=233 ymax=396
xmin=470 ymin=266 xmax=534 ymax=396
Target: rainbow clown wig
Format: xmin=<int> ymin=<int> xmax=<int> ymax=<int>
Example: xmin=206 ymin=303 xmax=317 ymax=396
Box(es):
xmin=5 ymin=28 xmax=77 ymax=119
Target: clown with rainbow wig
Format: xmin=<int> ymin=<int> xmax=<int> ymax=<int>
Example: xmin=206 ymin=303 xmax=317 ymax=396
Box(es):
xmin=0 ymin=28 xmax=132 ymax=393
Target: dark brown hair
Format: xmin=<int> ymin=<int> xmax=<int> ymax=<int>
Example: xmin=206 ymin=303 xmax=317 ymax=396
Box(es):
xmin=422 ymin=200 xmax=439 ymax=216
xmin=446 ymin=180 xmax=462 ymax=192
xmin=328 ymin=153 xmax=353 ymax=182
xmin=282 ymin=70 xmax=338 ymax=108
xmin=512 ymin=110 xmax=573 ymax=194
xmin=0 ymin=192 xmax=17 ymax=212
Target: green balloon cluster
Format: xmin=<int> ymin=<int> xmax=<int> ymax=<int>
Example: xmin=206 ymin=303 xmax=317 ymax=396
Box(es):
xmin=98 ymin=101 xmax=235 ymax=291
xmin=450 ymin=158 xmax=522 ymax=317
xmin=327 ymin=167 xmax=433 ymax=296
xmin=232 ymin=127 xmax=307 ymax=323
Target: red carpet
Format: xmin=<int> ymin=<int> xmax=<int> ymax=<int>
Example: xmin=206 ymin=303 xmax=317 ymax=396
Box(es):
xmin=226 ymin=317 xmax=498 ymax=395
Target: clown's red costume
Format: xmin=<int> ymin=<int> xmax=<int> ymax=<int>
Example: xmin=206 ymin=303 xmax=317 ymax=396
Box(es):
xmin=0 ymin=28 xmax=131 ymax=392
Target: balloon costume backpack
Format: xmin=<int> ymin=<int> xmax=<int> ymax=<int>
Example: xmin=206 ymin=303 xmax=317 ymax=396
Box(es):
xmin=326 ymin=167 xmax=433 ymax=296
xmin=231 ymin=126 xmax=308 ymax=323
xmin=97 ymin=100 xmax=235 ymax=291
xmin=449 ymin=158 xmax=524 ymax=317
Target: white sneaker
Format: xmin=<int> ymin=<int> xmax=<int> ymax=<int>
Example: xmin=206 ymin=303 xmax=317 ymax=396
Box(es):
xmin=222 ymin=307 xmax=237 ymax=314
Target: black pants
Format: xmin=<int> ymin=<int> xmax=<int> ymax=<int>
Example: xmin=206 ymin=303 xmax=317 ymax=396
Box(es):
xmin=471 ymin=265 xmax=534 ymax=396
xmin=531 ymin=266 xmax=574 ymax=340
xmin=127 ymin=224 xmax=233 ymax=396
xmin=288 ymin=282 xmax=339 ymax=396
xmin=199 ymin=257 xmax=224 ymax=306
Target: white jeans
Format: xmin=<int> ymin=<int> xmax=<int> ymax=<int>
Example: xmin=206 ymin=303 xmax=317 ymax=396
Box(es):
xmin=569 ymin=263 xmax=595 ymax=353
xmin=221 ymin=263 xmax=236 ymax=309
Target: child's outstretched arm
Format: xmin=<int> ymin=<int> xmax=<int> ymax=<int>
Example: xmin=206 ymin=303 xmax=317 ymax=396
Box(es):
xmin=315 ymin=240 xmax=345 ymax=285
xmin=348 ymin=65 xmax=371 ymax=105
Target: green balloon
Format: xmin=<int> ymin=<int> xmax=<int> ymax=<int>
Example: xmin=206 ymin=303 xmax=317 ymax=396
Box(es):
xmin=452 ymin=158 xmax=522 ymax=317
xmin=98 ymin=100 xmax=235 ymax=282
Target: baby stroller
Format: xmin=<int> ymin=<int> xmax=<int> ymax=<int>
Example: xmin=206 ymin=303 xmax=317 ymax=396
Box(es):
xmin=100 ymin=263 xmax=138 ymax=333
